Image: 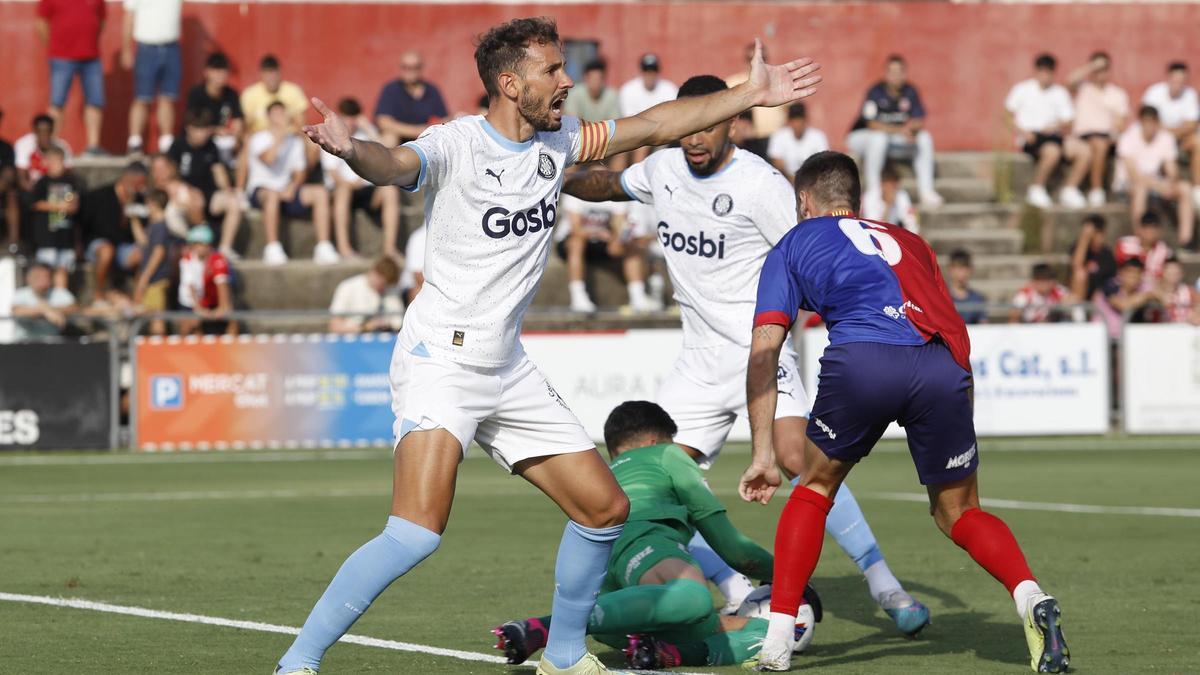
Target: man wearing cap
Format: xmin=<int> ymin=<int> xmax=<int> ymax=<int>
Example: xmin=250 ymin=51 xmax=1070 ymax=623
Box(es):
xmin=177 ymin=223 xmax=236 ymax=335
xmin=619 ymin=53 xmax=679 ymax=163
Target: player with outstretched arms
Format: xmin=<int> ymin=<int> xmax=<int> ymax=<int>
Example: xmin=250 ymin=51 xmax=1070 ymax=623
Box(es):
xmin=563 ymin=75 xmax=930 ymax=636
xmin=738 ymin=151 xmax=1069 ymax=673
xmin=275 ymin=18 xmax=821 ymax=675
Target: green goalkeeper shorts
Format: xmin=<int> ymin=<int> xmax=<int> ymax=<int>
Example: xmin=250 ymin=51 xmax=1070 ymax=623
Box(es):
xmin=605 ymin=520 xmax=702 ymax=589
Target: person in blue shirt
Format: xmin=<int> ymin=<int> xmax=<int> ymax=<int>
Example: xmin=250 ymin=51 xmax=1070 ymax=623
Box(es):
xmin=947 ymin=248 xmax=988 ymax=324
xmin=738 ymin=151 xmax=1069 ymax=674
xmin=374 ymin=51 xmax=449 ymax=145
xmin=846 ymin=55 xmax=943 ymax=208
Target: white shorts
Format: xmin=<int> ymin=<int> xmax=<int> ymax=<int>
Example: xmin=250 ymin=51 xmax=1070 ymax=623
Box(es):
xmin=389 ymin=336 xmax=595 ymax=472
xmin=657 ymin=340 xmax=809 ymax=468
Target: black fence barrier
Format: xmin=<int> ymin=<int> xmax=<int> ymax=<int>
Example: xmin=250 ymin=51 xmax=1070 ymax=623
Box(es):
xmin=0 ymin=342 xmax=113 ymax=449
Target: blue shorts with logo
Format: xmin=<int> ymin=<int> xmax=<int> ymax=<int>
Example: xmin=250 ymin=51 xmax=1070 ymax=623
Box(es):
xmin=807 ymin=340 xmax=978 ymax=486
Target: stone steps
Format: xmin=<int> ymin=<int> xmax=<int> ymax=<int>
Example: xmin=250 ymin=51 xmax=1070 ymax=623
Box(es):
xmin=925 ymin=228 xmax=1024 ymax=256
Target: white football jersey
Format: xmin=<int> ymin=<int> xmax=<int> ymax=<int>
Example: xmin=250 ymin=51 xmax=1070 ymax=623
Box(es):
xmin=621 ymin=148 xmax=796 ymax=348
xmin=399 ymin=115 xmax=613 ymax=366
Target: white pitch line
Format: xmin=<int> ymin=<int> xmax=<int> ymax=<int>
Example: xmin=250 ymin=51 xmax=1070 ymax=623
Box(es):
xmin=0 ymin=449 xmax=388 ymax=467
xmin=861 ymin=491 xmax=1200 ymax=518
xmin=0 ymin=487 xmax=390 ymax=504
xmin=0 ymin=592 xmax=711 ymax=675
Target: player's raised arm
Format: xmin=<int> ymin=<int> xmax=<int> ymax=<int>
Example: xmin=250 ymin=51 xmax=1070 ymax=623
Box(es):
xmin=740 ymin=322 xmax=787 ymax=505
xmin=606 ymin=40 xmax=821 ymax=157
xmin=303 ymin=97 xmax=422 ymax=187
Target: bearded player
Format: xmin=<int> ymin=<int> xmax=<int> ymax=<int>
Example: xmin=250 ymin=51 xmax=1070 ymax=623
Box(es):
xmin=563 ymin=75 xmax=929 ymax=636
xmin=740 ymin=151 xmax=1069 ymax=672
xmin=276 ymin=18 xmax=822 ymax=675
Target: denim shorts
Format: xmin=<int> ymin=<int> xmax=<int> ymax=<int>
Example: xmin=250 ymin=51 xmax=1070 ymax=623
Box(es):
xmin=49 ymin=59 xmax=105 ymax=108
xmin=134 ymin=42 xmax=182 ymax=100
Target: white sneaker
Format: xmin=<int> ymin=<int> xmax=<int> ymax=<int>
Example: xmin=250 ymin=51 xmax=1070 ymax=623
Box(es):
xmin=262 ymin=241 xmax=289 ymax=266
xmin=919 ymin=190 xmax=945 ymax=209
xmin=1027 ymin=185 xmax=1053 ymax=209
xmin=628 ymin=295 xmax=663 ymax=314
xmin=793 ymin=603 xmax=816 ymax=654
xmin=1058 ymin=186 xmax=1086 ymax=210
xmin=747 ymin=634 xmax=794 ymax=671
xmin=569 ymin=295 xmax=597 ymax=313
xmin=312 ymin=240 xmax=340 ymax=265
xmin=1087 ymin=188 xmax=1106 ymax=208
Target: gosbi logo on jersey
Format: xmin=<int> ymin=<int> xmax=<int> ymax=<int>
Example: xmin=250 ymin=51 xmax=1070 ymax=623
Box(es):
xmin=657 ymin=222 xmax=726 ymax=259
xmin=481 ymin=197 xmax=558 ymax=239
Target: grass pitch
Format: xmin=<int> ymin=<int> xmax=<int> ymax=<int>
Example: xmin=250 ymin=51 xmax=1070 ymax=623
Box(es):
xmin=1 ymin=439 xmax=1199 ymax=674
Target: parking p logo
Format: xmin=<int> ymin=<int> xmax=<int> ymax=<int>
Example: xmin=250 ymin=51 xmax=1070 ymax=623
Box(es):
xmin=151 ymin=376 xmax=184 ymax=410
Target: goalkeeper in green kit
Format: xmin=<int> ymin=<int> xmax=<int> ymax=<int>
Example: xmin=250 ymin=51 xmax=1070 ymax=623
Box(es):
xmin=493 ymin=401 xmax=820 ymax=670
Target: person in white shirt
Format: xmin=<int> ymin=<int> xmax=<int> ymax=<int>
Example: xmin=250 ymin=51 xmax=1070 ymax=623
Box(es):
xmin=122 ymin=0 xmax=183 ymax=154
xmin=287 ymin=16 xmax=821 ymax=675
xmin=246 ymin=102 xmax=337 ymax=265
xmin=9 ymin=262 xmax=77 ymax=341
xmin=328 ymin=256 xmax=404 ymax=333
xmin=14 ymin=114 xmax=73 ymax=192
xmin=766 ymin=102 xmax=828 ymax=182
xmin=400 ymin=223 xmax=426 ymax=304
xmin=861 ymin=163 xmax=919 ymax=233
xmin=320 ymin=97 xmax=402 ymax=260
xmin=1116 ymin=105 xmax=1193 ymax=248
xmin=618 ymin=53 xmax=678 ymax=164
xmin=1142 ymin=61 xmax=1200 ymax=211
xmin=558 ymin=192 xmax=655 ymax=313
xmin=1004 ymin=53 xmax=1091 ymax=209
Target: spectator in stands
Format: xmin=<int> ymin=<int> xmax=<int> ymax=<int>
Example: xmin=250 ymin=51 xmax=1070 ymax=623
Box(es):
xmin=328 ymin=256 xmax=404 ymax=334
xmin=186 ymin=52 xmax=245 ymax=166
xmin=726 ymin=42 xmax=787 ymax=151
xmin=374 ymin=51 xmax=448 ymax=146
xmin=565 ymin=59 xmax=620 ymax=124
xmin=946 ymin=249 xmax=987 ymax=325
xmin=1010 ymin=262 xmax=1072 ymax=323
xmin=1115 ymin=105 xmax=1194 ymax=249
xmin=766 ymin=103 xmax=828 ymax=183
xmin=861 ymin=162 xmax=919 ymax=233
xmin=730 ymin=110 xmax=768 ymax=159
xmin=240 ymin=55 xmax=309 ymax=134
xmin=1004 ymin=53 xmax=1091 ymax=209
xmin=559 ymin=189 xmax=655 ymax=314
xmin=28 ymin=146 xmax=82 ymax=290
xmin=122 ymin=0 xmax=182 ymax=154
xmin=177 ymin=224 xmax=234 ymax=335
xmin=14 ymin=114 xmax=73 ymax=193
xmin=1142 ymin=62 xmax=1200 ymax=212
xmin=131 ymin=188 xmax=179 ymax=335
xmin=1115 ymin=212 xmax=1173 ymax=286
xmin=246 ymin=102 xmax=337 ymax=266
xmin=168 ymin=109 xmax=242 ymax=258
xmin=619 ymin=53 xmax=678 ymax=163
xmin=320 ymin=98 xmax=401 ymax=260
xmin=0 ymin=108 xmax=16 ymax=250
xmin=9 ymin=262 xmax=78 ymax=341
xmin=35 ymin=0 xmax=106 ymax=155
xmin=1069 ymin=52 xmax=1130 ymax=208
xmin=401 ymin=224 xmax=426 ymax=305
xmin=1159 ymin=258 xmax=1198 ymax=324
xmin=1069 ymin=213 xmax=1117 ymax=300
xmin=149 ymin=154 xmax=205 ymax=241
xmin=1096 ymin=258 xmax=1163 ymax=332
xmin=80 ymin=161 xmax=148 ymax=300
xmin=847 ymin=54 xmax=943 ymax=208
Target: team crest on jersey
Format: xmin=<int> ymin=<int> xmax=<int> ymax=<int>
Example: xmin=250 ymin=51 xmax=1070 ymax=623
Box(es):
xmin=711 ymin=193 xmax=733 ymax=217
xmin=537 ymin=152 xmax=557 ymax=180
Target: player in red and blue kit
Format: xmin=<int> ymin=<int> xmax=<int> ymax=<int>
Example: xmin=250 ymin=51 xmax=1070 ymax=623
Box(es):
xmin=738 ymin=152 xmax=1070 ymax=673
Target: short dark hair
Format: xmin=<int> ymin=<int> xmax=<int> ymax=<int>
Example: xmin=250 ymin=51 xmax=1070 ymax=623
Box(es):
xmin=123 ymin=160 xmax=148 ymax=177
xmin=583 ymin=58 xmax=607 ymax=74
xmin=205 ymin=51 xmax=230 ymax=70
xmin=1168 ymin=61 xmax=1188 ymax=74
xmin=477 ymin=93 xmax=491 ymax=109
xmin=371 ymin=256 xmax=400 ymax=286
xmin=266 ymin=101 xmax=286 ymax=115
xmin=337 ymin=97 xmax=362 ymax=117
xmin=795 ymin=151 xmax=862 ymax=211
xmin=787 ymin=103 xmax=807 ymax=120
xmin=1083 ymin=213 xmax=1106 ymax=230
xmin=886 ymin=54 xmax=906 ymax=66
xmin=880 ymin=162 xmax=901 ymax=183
xmin=950 ymin=249 xmax=972 ymax=267
xmin=603 ymin=401 xmax=678 ymax=452
xmin=33 ymin=113 xmax=54 ymax=129
xmin=145 ymin=187 xmax=169 ymax=210
xmin=1031 ymin=263 xmax=1056 ymax=281
xmin=1119 ymin=257 xmax=1145 ymax=271
xmin=1035 ymin=53 xmax=1057 ymax=71
xmin=1140 ymin=211 xmax=1162 ymax=227
xmin=677 ymin=75 xmax=727 ymax=99
xmin=260 ymin=54 xmax=280 ymax=71
xmin=474 ymin=17 xmax=560 ymax=99
xmin=1138 ymin=104 xmax=1160 ymax=121
xmin=184 ymin=107 xmax=215 ymax=128
xmin=28 ymin=262 xmax=53 ymax=276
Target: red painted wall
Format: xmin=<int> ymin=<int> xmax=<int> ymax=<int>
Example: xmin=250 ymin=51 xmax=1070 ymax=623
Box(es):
xmin=1 ymin=1 xmax=1196 ymax=152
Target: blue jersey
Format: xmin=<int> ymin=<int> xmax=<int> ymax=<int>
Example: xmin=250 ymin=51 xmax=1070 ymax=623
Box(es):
xmin=753 ymin=214 xmax=972 ymax=372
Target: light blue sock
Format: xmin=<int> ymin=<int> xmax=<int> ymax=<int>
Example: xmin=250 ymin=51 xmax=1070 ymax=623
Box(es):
xmin=542 ymin=521 xmax=623 ymax=669
xmin=688 ymin=531 xmax=737 ymax=585
xmin=277 ymin=516 xmax=441 ymax=672
xmin=792 ymin=477 xmax=884 ymax=571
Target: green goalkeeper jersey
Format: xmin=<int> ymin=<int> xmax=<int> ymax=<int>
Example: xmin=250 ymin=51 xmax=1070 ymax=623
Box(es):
xmin=609 ymin=443 xmax=726 ymax=538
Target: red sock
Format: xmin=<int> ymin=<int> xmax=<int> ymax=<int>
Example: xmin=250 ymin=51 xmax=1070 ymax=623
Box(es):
xmin=770 ymin=486 xmax=833 ymax=616
xmin=950 ymin=508 xmax=1036 ymax=594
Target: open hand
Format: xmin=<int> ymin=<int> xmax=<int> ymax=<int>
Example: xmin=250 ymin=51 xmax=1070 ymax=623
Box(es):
xmin=746 ymin=39 xmax=822 ymax=108
xmin=304 ymin=98 xmax=354 ymax=159
xmin=739 ymin=461 xmax=782 ymax=505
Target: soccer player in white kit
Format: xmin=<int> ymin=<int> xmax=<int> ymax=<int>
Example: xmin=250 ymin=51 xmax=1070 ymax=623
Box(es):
xmin=276 ymin=19 xmax=822 ymax=675
xmin=563 ymin=75 xmax=930 ymax=638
